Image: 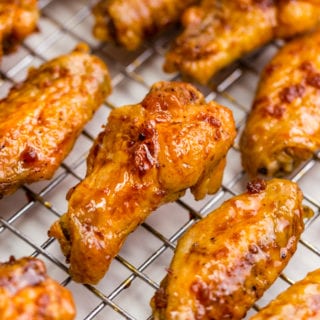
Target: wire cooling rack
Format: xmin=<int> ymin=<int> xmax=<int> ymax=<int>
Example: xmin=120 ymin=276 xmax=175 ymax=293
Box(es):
xmin=1 ymin=0 xmax=320 ymax=319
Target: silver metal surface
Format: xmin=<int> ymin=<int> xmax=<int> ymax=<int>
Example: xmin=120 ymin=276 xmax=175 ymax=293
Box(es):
xmin=1 ymin=1 xmax=320 ymax=319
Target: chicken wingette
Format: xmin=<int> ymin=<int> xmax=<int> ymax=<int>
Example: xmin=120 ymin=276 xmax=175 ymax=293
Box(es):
xmin=0 ymin=0 xmax=39 ymax=57
xmin=92 ymin=0 xmax=198 ymax=51
xmin=0 ymin=256 xmax=75 ymax=320
xmin=151 ymin=178 xmax=307 ymax=320
xmin=240 ymin=28 xmax=320 ymax=177
xmin=164 ymin=0 xmax=320 ymax=84
xmin=0 ymin=44 xmax=111 ymax=198
xmin=250 ymin=268 xmax=320 ymax=320
xmin=49 ymin=81 xmax=236 ymax=284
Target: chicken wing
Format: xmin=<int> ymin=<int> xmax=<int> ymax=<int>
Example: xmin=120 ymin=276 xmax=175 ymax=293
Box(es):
xmin=151 ymin=178 xmax=307 ymax=320
xmin=92 ymin=0 xmax=198 ymax=51
xmin=0 ymin=43 xmax=111 ymax=198
xmin=240 ymin=28 xmax=320 ymax=177
xmin=0 ymin=0 xmax=39 ymax=57
xmin=0 ymin=256 xmax=75 ymax=320
xmin=49 ymin=81 xmax=236 ymax=284
xmin=250 ymin=268 xmax=320 ymax=320
xmin=164 ymin=0 xmax=320 ymax=84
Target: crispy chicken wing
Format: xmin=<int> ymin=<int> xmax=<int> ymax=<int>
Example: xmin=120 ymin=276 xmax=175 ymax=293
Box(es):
xmin=0 ymin=0 xmax=39 ymax=56
xmin=0 ymin=44 xmax=111 ymax=198
xmin=92 ymin=0 xmax=198 ymax=50
xmin=49 ymin=81 xmax=236 ymax=284
xmin=164 ymin=0 xmax=320 ymax=84
xmin=0 ymin=256 xmax=75 ymax=320
xmin=240 ymin=28 xmax=320 ymax=177
xmin=151 ymin=178 xmax=307 ymax=320
xmin=250 ymin=268 xmax=320 ymax=320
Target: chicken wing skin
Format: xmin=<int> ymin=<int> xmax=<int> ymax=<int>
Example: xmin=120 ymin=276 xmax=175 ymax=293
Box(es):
xmin=0 ymin=0 xmax=39 ymax=56
xmin=164 ymin=0 xmax=320 ymax=84
xmin=240 ymin=28 xmax=320 ymax=177
xmin=0 ymin=256 xmax=75 ymax=320
xmin=0 ymin=44 xmax=111 ymax=198
xmin=250 ymin=268 xmax=320 ymax=320
xmin=92 ymin=0 xmax=198 ymax=51
xmin=49 ymin=81 xmax=236 ymax=284
xmin=151 ymin=178 xmax=307 ymax=320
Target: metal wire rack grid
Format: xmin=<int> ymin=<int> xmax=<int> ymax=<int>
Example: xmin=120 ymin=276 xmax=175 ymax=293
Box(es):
xmin=1 ymin=0 xmax=320 ymax=319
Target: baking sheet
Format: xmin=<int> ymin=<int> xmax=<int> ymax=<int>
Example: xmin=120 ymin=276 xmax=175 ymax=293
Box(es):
xmin=1 ymin=0 xmax=320 ymax=319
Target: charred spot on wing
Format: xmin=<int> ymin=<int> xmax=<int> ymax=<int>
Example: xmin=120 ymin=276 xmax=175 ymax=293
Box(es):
xmin=191 ymin=279 xmax=211 ymax=305
xmin=132 ymin=122 xmax=159 ymax=176
xmin=133 ymin=143 xmax=156 ymax=175
xmin=306 ymin=73 xmax=320 ymax=89
xmin=299 ymin=60 xmax=320 ymax=89
xmin=279 ymin=84 xmax=305 ymax=104
xmin=299 ymin=61 xmax=315 ymax=73
xmin=263 ymin=62 xmax=278 ymax=76
xmin=262 ymin=103 xmax=286 ymax=118
xmin=247 ymin=178 xmax=266 ymax=194
xmin=153 ymin=287 xmax=168 ymax=309
xmin=20 ymin=146 xmax=38 ymax=166
xmin=197 ymin=112 xmax=221 ymax=127
xmin=138 ymin=132 xmax=146 ymax=141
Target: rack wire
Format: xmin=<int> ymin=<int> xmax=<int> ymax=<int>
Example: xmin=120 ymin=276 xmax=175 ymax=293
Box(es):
xmin=1 ymin=0 xmax=320 ymax=319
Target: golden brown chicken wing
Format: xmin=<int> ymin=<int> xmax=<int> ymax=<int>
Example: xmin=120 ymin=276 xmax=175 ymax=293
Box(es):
xmin=92 ymin=0 xmax=198 ymax=50
xmin=0 ymin=256 xmax=75 ymax=320
xmin=0 ymin=0 xmax=39 ymax=56
xmin=250 ymin=268 xmax=320 ymax=320
xmin=240 ymin=28 xmax=320 ymax=177
xmin=151 ymin=178 xmax=307 ymax=320
xmin=49 ymin=81 xmax=236 ymax=284
xmin=0 ymin=44 xmax=111 ymax=198
xmin=164 ymin=0 xmax=320 ymax=84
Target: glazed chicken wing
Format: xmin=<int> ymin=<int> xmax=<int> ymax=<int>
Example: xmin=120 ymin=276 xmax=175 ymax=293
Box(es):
xmin=0 ymin=44 xmax=111 ymax=198
xmin=0 ymin=0 xmax=39 ymax=57
xmin=49 ymin=81 xmax=236 ymax=284
xmin=240 ymin=28 xmax=320 ymax=177
xmin=151 ymin=178 xmax=307 ymax=320
xmin=0 ymin=256 xmax=75 ymax=320
xmin=164 ymin=0 xmax=320 ymax=84
xmin=92 ymin=0 xmax=198 ymax=50
xmin=250 ymin=268 xmax=320 ymax=320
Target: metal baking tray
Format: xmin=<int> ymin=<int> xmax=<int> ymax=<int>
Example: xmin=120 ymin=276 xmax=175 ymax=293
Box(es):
xmin=1 ymin=0 xmax=320 ymax=319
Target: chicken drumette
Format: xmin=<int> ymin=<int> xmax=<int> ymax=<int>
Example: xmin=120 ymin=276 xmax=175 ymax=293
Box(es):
xmin=240 ymin=28 xmax=320 ymax=177
xmin=0 ymin=256 xmax=75 ymax=320
xmin=151 ymin=178 xmax=308 ymax=320
xmin=0 ymin=44 xmax=111 ymax=198
xmin=92 ymin=0 xmax=198 ymax=50
xmin=164 ymin=0 xmax=320 ymax=84
xmin=0 ymin=0 xmax=39 ymax=57
xmin=49 ymin=81 xmax=236 ymax=284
